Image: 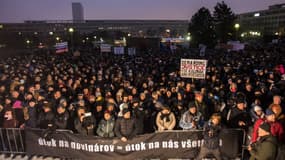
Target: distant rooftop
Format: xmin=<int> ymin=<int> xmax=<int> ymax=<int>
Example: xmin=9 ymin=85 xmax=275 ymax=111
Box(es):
xmin=269 ymin=3 xmax=285 ymax=10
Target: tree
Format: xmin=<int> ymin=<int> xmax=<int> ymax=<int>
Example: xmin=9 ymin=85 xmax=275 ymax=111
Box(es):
xmin=213 ymin=1 xmax=236 ymax=43
xmin=189 ymin=7 xmax=216 ymax=47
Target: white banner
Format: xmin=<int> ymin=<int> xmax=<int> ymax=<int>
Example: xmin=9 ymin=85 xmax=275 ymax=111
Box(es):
xmin=100 ymin=44 xmax=112 ymax=53
xmin=180 ymin=59 xmax=207 ymax=79
xmin=114 ymin=47 xmax=124 ymax=55
xmin=128 ymin=48 xmax=136 ymax=55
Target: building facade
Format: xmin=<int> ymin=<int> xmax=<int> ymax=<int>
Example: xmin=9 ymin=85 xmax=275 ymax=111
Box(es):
xmin=0 ymin=20 xmax=189 ymax=48
xmin=0 ymin=20 xmax=188 ymax=37
xmin=237 ymin=3 xmax=285 ymax=37
xmin=72 ymin=2 xmax=84 ymax=22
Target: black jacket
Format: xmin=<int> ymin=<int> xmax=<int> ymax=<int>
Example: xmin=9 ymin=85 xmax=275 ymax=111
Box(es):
xmin=54 ymin=111 xmax=70 ymax=129
xmin=203 ymin=121 xmax=222 ymax=149
xmin=37 ymin=111 xmax=55 ymax=129
xmin=114 ymin=117 xmax=137 ymax=139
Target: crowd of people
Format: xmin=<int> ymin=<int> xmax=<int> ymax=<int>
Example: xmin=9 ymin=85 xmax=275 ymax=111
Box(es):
xmin=0 ymin=42 xmax=285 ymax=158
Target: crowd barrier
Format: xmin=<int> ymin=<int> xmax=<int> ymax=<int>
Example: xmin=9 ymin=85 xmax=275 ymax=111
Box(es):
xmin=0 ymin=128 xmax=246 ymax=159
xmin=0 ymin=128 xmax=25 ymax=154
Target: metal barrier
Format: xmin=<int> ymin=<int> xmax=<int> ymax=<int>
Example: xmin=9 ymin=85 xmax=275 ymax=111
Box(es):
xmin=0 ymin=128 xmax=25 ymax=154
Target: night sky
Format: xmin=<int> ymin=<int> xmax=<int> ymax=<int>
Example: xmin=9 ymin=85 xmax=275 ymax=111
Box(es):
xmin=0 ymin=0 xmax=284 ymax=23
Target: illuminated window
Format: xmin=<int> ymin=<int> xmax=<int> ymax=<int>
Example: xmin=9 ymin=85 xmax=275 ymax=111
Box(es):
xmin=254 ymin=13 xmax=260 ymax=17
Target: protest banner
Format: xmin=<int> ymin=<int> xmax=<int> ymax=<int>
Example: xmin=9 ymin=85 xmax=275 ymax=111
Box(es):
xmin=128 ymin=48 xmax=136 ymax=56
xmin=180 ymin=59 xmax=207 ymax=79
xmin=55 ymin=42 xmax=68 ymax=54
xmin=114 ymin=47 xmax=124 ymax=55
xmin=100 ymin=44 xmax=112 ymax=53
xmin=26 ymin=128 xmax=243 ymax=160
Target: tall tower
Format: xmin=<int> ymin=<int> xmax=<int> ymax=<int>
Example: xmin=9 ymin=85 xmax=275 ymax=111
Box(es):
xmin=72 ymin=2 xmax=84 ymax=22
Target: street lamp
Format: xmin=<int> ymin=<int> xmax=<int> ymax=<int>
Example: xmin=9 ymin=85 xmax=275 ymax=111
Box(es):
xmin=186 ymin=36 xmax=191 ymax=41
xmin=68 ymin=27 xmax=74 ymax=53
xmin=68 ymin=28 xmax=74 ymax=33
xmin=234 ymin=23 xmax=240 ymax=30
xmin=234 ymin=23 xmax=240 ymax=40
xmin=26 ymin=40 xmax=31 ymax=49
xmin=49 ymin=31 xmax=53 ymax=35
xmin=56 ymin=37 xmax=60 ymax=41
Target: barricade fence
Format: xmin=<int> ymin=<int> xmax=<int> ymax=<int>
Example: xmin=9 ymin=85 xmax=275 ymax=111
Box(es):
xmin=0 ymin=128 xmax=25 ymax=154
xmin=0 ymin=128 xmax=245 ymax=159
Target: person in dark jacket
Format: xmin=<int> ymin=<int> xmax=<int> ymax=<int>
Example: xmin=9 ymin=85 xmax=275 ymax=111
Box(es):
xmin=3 ymin=108 xmax=18 ymax=128
xmin=131 ymin=98 xmax=145 ymax=134
xmin=54 ymin=104 xmax=70 ymax=129
xmin=37 ymin=103 xmax=54 ymax=129
xmin=0 ymin=104 xmax=4 ymax=127
xmin=23 ymin=99 xmax=37 ymax=128
xmin=248 ymin=122 xmax=278 ymax=160
xmin=196 ymin=113 xmax=222 ymax=160
xmin=74 ymin=107 xmax=95 ymax=136
xmin=115 ymin=108 xmax=137 ymax=142
xmin=227 ymin=98 xmax=252 ymax=130
xmin=193 ymin=91 xmax=210 ymax=121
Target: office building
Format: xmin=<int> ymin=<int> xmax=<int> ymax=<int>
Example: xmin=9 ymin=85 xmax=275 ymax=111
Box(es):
xmin=72 ymin=2 xmax=84 ymax=23
xmin=237 ymin=3 xmax=285 ymax=37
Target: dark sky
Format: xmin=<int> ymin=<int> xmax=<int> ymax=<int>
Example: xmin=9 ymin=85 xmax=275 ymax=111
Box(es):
xmin=0 ymin=0 xmax=284 ymax=23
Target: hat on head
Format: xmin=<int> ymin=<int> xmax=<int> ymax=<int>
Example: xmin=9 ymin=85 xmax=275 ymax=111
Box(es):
xmin=131 ymin=97 xmax=139 ymax=104
xmin=265 ymin=108 xmax=274 ymax=116
xmin=254 ymin=105 xmax=262 ymax=112
xmin=236 ymin=98 xmax=245 ymax=104
xmin=12 ymin=100 xmax=22 ymax=109
xmin=59 ymin=98 xmax=67 ymax=104
xmin=188 ymin=101 xmax=196 ymax=109
xmin=259 ymin=122 xmax=271 ymax=133
xmin=122 ymin=108 xmax=130 ymax=115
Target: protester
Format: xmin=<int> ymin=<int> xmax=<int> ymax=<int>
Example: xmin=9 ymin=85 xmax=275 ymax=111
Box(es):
xmin=227 ymin=98 xmax=252 ymax=130
xmin=23 ymin=99 xmax=37 ymax=128
xmin=250 ymin=105 xmax=265 ymax=123
xmin=193 ymin=91 xmax=211 ymax=121
xmin=96 ymin=111 xmax=115 ymax=138
xmin=37 ymin=103 xmax=54 ymax=129
xmin=179 ymin=102 xmax=203 ymax=130
xmin=131 ymin=98 xmax=145 ymax=134
xmin=248 ymin=122 xmax=278 ymax=160
xmin=2 ymin=108 xmax=18 ymax=128
xmin=114 ymin=108 xmax=137 ymax=142
xmin=196 ymin=113 xmax=223 ymax=160
xmin=156 ymin=105 xmax=176 ymax=131
xmin=54 ymin=104 xmax=70 ymax=129
xmin=251 ymin=108 xmax=284 ymax=143
xmin=74 ymin=107 xmax=95 ymax=136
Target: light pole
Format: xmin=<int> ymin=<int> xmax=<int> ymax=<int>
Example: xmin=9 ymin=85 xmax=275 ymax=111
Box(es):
xmin=26 ymin=40 xmax=30 ymax=49
xmin=234 ymin=23 xmax=240 ymax=40
xmin=68 ymin=27 xmax=74 ymax=53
